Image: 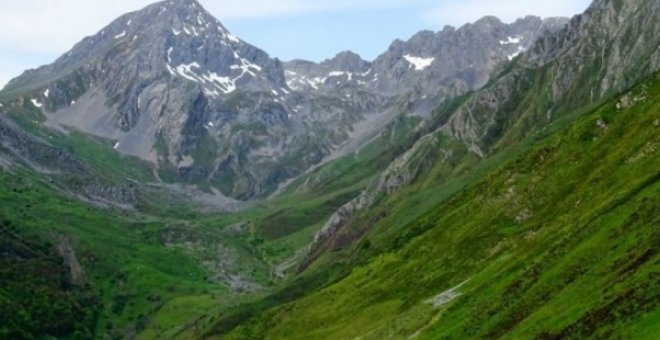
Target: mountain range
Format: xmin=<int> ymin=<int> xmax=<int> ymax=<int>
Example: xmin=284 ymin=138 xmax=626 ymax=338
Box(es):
xmin=1 ymin=0 xmax=567 ymax=200
xmin=0 ymin=0 xmax=658 ymax=338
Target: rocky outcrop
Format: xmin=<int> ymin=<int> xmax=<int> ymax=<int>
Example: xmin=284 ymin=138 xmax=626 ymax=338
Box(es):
xmin=56 ymin=238 xmax=85 ymax=286
xmin=310 ymin=132 xmax=455 ymax=254
xmin=0 ymin=117 xmax=86 ymax=175
xmin=0 ymin=116 xmax=139 ymax=208
xmin=444 ymin=0 xmax=660 ymax=154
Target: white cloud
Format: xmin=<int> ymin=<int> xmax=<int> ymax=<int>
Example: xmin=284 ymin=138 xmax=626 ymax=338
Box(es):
xmin=423 ymin=0 xmax=591 ymax=26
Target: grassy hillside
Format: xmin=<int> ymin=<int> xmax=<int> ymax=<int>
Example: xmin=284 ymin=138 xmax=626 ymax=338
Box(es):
xmin=207 ymin=73 xmax=660 ymax=339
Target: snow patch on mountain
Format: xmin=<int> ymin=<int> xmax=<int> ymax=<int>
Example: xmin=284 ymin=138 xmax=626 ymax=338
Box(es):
xmin=166 ymin=50 xmax=267 ymax=96
xmin=508 ymin=46 xmax=526 ymax=60
xmin=403 ymin=55 xmax=435 ymax=71
xmin=226 ymin=33 xmax=240 ymax=43
xmin=500 ymin=36 xmax=522 ymax=45
xmin=175 ymin=62 xmax=202 ymax=82
xmin=329 ymin=71 xmax=353 ymax=80
xmin=230 ymin=52 xmax=262 ymax=76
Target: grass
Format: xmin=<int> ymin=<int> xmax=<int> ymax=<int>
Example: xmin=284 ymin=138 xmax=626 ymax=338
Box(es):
xmin=0 ymin=167 xmax=233 ymax=338
xmin=206 ymin=72 xmax=660 ymax=339
xmin=1 ymin=62 xmax=658 ymax=340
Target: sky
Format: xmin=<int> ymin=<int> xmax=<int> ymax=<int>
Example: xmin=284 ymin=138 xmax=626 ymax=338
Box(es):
xmin=0 ymin=0 xmax=592 ymax=89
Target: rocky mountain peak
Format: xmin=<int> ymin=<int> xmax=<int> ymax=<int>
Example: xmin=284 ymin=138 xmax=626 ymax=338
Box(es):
xmin=5 ymin=0 xmax=283 ymax=97
xmin=322 ymin=51 xmax=370 ymax=72
xmin=472 ymin=15 xmax=504 ymax=27
xmin=169 ymin=0 xmax=202 ymax=7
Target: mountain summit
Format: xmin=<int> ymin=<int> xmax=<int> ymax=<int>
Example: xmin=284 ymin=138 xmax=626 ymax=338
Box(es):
xmin=6 ymin=0 xmax=285 ymax=101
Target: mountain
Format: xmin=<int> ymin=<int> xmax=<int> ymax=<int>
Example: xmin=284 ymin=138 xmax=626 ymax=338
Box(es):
xmin=285 ymin=51 xmax=372 ymax=92
xmin=2 ymin=0 xmax=295 ymax=199
xmin=213 ymin=70 xmax=660 ymax=340
xmin=369 ymin=16 xmax=567 ymax=97
xmin=0 ymin=1 xmax=568 ymax=200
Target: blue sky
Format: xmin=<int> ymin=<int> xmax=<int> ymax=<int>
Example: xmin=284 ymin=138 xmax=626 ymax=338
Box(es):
xmin=0 ymin=0 xmax=591 ymax=89
xmin=224 ymin=9 xmax=426 ymax=61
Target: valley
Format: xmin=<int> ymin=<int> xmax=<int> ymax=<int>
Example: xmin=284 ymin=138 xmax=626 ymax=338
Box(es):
xmin=0 ymin=0 xmax=658 ymax=338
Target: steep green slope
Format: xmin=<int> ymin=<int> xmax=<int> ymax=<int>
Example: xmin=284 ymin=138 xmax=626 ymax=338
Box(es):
xmin=208 ymin=72 xmax=660 ymax=339
xmin=302 ymin=0 xmax=659 ymax=279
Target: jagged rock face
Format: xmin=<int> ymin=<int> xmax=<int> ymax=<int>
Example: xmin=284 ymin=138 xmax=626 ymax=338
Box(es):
xmin=285 ymin=51 xmax=372 ymax=92
xmin=368 ymin=16 xmax=568 ymax=97
xmin=444 ymin=0 xmax=660 ymax=154
xmin=286 ymin=16 xmax=568 ymax=100
xmin=525 ymin=0 xmax=660 ymax=101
